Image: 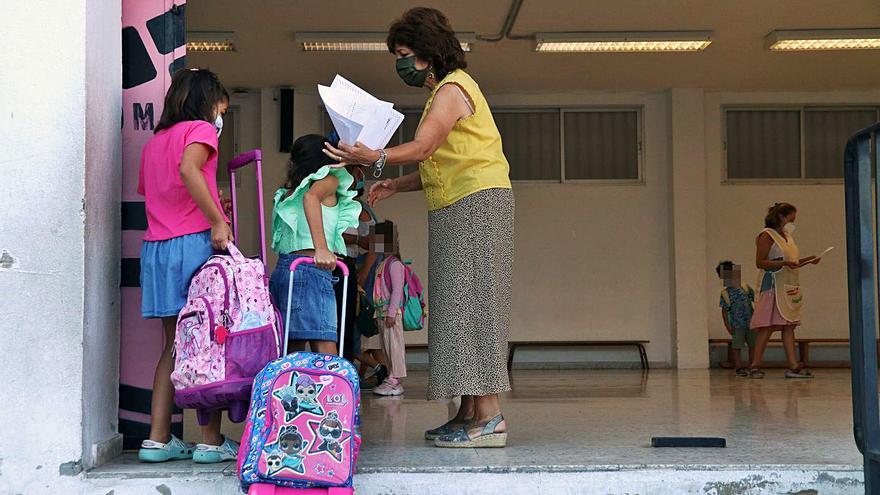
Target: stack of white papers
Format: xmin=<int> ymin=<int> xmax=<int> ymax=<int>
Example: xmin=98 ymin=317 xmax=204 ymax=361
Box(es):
xmin=318 ymin=75 xmax=404 ymax=150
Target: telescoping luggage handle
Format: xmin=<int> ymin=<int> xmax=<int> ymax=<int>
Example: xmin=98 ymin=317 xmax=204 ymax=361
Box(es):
xmin=227 ymin=149 xmax=267 ymax=263
xmin=283 ymin=257 xmax=350 ymax=357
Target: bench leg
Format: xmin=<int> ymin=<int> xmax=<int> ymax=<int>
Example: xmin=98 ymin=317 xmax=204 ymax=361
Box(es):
xmin=507 ymin=344 xmax=516 ymax=372
xmin=637 ymin=344 xmax=649 ymax=370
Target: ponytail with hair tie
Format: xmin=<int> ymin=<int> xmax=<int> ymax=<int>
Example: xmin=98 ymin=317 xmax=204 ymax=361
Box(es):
xmin=764 ymin=202 xmax=797 ymax=229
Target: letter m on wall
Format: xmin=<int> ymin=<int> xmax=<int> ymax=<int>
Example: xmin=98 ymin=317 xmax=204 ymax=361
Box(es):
xmin=133 ymin=102 xmax=154 ymax=130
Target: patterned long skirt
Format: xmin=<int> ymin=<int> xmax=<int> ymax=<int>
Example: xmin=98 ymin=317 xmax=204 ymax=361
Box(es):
xmin=426 ymin=188 xmax=515 ymax=400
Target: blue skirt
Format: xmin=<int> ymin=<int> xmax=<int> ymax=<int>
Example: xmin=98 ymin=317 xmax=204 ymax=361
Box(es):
xmin=140 ymin=230 xmax=213 ymax=318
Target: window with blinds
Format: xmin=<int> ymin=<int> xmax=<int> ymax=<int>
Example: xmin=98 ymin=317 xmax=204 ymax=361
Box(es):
xmin=564 ymin=111 xmax=640 ymax=180
xmin=323 ymin=106 xmax=643 ymax=182
xmin=724 ymin=107 xmax=879 ymax=181
xmin=494 ymin=110 xmax=562 ymax=181
xmin=805 ymin=109 xmax=877 ymax=179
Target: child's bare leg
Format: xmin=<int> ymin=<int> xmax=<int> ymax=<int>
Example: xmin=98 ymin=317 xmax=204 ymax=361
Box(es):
xmin=373 ymin=349 xmax=388 ymax=366
xmin=288 ymin=341 xmax=307 ymax=353
xmin=749 ymin=327 xmax=775 ymax=369
xmin=781 ymin=326 xmax=799 ymax=369
xmin=201 ymin=411 xmax=223 ymax=446
xmin=359 ymin=351 xmax=379 ymax=369
xmin=148 ymin=317 xmax=177 ymax=443
xmin=311 ymin=340 xmax=337 ymax=355
xmin=731 ymin=350 xmax=743 ymax=369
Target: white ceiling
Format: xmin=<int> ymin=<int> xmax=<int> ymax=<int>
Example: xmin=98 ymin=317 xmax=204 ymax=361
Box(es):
xmin=188 ymin=0 xmax=880 ymax=94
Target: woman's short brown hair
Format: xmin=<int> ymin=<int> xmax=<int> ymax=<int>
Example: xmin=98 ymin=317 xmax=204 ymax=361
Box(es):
xmin=386 ymin=7 xmax=467 ymax=81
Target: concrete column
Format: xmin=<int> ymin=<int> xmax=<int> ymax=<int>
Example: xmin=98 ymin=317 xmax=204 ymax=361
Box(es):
xmin=84 ymin=0 xmax=124 ymax=470
xmin=668 ymin=88 xmax=710 ymax=369
xmin=0 ymin=0 xmax=121 ymax=491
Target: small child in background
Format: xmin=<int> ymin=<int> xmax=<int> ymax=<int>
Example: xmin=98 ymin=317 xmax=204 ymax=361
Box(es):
xmin=371 ymin=221 xmax=408 ymax=396
xmin=717 ymin=261 xmax=757 ymax=377
xmin=344 ymin=163 xmax=389 ymax=389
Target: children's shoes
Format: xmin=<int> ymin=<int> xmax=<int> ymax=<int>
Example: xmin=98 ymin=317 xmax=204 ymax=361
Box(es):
xmin=138 ymin=435 xmax=194 ymax=463
xmin=193 ymin=436 xmax=239 ymax=464
xmin=374 ymin=377 xmax=403 ymax=396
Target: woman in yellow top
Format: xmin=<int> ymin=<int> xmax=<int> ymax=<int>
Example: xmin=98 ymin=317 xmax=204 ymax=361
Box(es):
xmin=324 ymin=7 xmax=514 ymax=448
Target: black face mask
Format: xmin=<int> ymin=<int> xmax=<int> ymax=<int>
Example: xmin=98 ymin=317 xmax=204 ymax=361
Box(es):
xmin=396 ymin=56 xmax=430 ymax=87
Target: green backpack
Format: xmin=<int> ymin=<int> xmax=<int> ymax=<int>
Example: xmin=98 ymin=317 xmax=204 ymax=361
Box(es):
xmin=382 ymin=258 xmax=427 ymax=331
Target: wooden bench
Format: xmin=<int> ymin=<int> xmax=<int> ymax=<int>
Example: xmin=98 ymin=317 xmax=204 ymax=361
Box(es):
xmin=708 ymin=337 xmax=861 ymax=368
xmin=407 ymin=341 xmax=651 ymax=370
xmin=507 ymin=341 xmax=650 ymax=371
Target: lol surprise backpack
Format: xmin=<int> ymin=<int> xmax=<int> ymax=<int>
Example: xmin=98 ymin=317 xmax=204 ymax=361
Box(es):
xmin=238 ymin=257 xmax=361 ymax=494
xmin=237 ymin=353 xmax=361 ymax=493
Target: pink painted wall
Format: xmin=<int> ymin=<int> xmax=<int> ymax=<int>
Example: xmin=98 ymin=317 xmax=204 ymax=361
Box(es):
xmin=120 ymin=0 xmax=186 ymax=449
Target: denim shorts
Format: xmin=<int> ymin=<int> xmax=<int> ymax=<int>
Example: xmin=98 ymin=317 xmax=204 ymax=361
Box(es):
xmin=269 ymin=253 xmax=339 ymax=342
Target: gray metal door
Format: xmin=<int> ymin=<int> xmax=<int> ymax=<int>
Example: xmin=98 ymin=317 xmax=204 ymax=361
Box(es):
xmin=844 ymin=123 xmax=880 ymax=493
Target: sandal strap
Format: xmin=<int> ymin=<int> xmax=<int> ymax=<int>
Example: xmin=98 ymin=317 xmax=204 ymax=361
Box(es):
xmin=481 ymin=415 xmax=505 ymax=436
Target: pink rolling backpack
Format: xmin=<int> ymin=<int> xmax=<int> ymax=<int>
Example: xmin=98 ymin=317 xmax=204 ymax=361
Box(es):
xmin=238 ymin=258 xmax=361 ymax=495
xmin=171 ymin=150 xmax=284 ymax=424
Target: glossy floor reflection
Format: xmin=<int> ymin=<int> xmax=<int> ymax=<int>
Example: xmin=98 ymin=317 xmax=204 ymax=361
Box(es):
xmin=357 ymin=369 xmax=862 ymax=472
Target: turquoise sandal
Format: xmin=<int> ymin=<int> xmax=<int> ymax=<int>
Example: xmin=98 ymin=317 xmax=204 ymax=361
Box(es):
xmin=434 ymin=415 xmax=507 ymax=448
xmin=138 ymin=435 xmax=194 ymax=463
xmin=193 ymin=436 xmax=239 ymax=464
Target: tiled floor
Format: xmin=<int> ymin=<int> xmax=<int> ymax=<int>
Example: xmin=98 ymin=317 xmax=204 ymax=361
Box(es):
xmin=357 ymin=368 xmax=862 ymax=472
xmin=91 ymin=368 xmax=863 ymax=480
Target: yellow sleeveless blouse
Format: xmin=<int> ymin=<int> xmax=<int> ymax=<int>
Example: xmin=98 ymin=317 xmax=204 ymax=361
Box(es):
xmin=417 ymin=70 xmax=511 ymax=211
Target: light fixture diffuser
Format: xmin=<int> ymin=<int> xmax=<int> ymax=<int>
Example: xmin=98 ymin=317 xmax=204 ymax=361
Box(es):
xmin=187 ymin=31 xmax=236 ymax=52
xmin=296 ymin=32 xmax=474 ymax=52
xmin=766 ymin=29 xmax=880 ymax=51
xmin=535 ymin=31 xmax=712 ymax=53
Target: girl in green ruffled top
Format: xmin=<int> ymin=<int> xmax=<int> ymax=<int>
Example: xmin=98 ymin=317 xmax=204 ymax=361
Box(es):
xmin=268 ymin=134 xmax=362 ymax=355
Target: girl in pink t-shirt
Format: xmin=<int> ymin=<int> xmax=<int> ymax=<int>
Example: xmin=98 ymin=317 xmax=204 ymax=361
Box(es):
xmin=137 ymin=69 xmax=238 ymax=464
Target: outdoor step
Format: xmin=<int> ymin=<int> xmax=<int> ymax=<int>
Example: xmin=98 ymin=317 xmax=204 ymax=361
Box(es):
xmin=84 ymin=462 xmax=864 ymax=494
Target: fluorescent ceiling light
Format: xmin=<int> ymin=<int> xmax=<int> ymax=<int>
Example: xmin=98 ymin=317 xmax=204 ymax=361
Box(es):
xmin=296 ymin=32 xmax=475 ymax=52
xmin=766 ymin=28 xmax=880 ymax=51
xmin=187 ymin=31 xmax=236 ymax=52
xmin=535 ymin=31 xmax=712 ymax=53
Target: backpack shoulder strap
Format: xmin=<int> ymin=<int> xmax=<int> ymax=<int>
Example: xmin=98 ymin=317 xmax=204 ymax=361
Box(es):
xmin=382 ymin=256 xmax=397 ymax=291
xmin=721 ymin=288 xmax=731 ymax=306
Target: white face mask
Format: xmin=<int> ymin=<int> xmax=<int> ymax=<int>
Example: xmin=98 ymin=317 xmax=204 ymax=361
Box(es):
xmin=214 ymin=114 xmax=224 ymax=137
xmin=783 ymin=222 xmax=796 ymax=234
